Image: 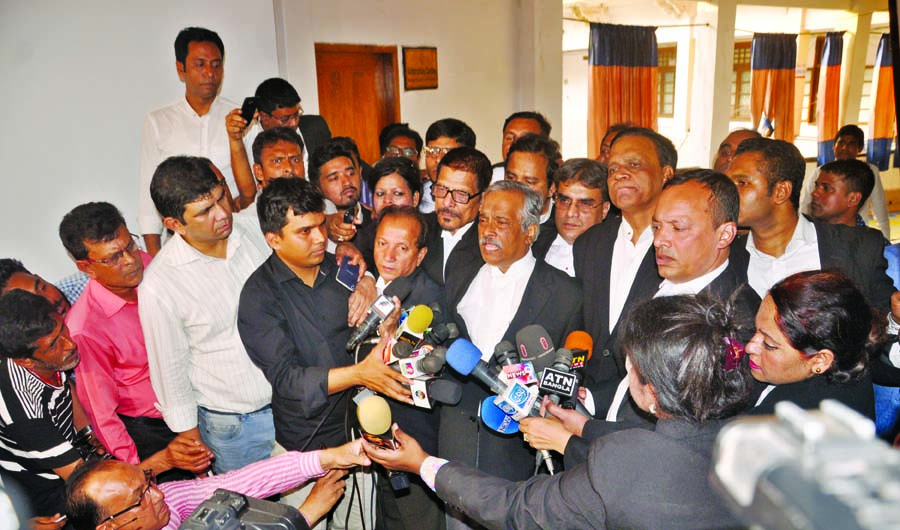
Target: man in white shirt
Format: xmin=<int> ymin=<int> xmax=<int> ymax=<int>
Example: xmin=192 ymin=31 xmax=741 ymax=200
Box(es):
xmin=442 ymin=180 xmax=582 ymax=530
xmin=533 ymin=158 xmax=610 ymax=276
xmin=139 ymin=27 xmax=254 ymax=256
xmin=490 ymin=112 xmax=552 ymax=183
xmin=799 ymin=124 xmax=890 ymax=239
xmin=572 ymin=127 xmax=676 ymax=416
xmin=421 ymin=147 xmax=490 ymax=286
xmin=727 ymin=137 xmax=893 ymax=312
xmin=808 ymin=159 xmax=880 ymax=235
xmin=138 ymin=156 xmax=274 ymax=474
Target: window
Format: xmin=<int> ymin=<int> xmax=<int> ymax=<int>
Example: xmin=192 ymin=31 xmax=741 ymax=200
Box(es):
xmin=858 ymin=65 xmax=874 ymax=125
xmin=731 ymin=42 xmax=752 ymax=120
xmin=658 ymin=44 xmax=677 ymax=118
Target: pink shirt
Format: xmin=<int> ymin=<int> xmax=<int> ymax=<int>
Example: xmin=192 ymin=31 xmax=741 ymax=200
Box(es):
xmin=160 ymin=450 xmax=324 ymax=529
xmin=67 ymin=251 xmax=159 ymax=463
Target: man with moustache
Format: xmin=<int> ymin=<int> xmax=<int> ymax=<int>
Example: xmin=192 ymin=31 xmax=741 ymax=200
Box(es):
xmin=532 ymin=159 xmax=610 ymax=276
xmin=59 ymin=202 xmax=211 ymax=480
xmin=420 ymin=119 xmax=477 ymax=214
xmin=139 ymin=156 xmax=275 ymax=474
xmin=421 ymin=147 xmax=491 ymax=286
xmin=236 ymin=127 xmax=306 ymax=220
xmin=238 ymin=178 xmax=409 ymax=529
xmin=139 ymin=27 xmax=252 ymax=255
xmin=504 ymin=133 xmax=560 ymax=224
xmin=440 ymin=180 xmax=582 ymax=530
xmin=573 ymin=127 xmax=676 ymax=417
xmin=370 ymin=205 xmax=446 ymax=530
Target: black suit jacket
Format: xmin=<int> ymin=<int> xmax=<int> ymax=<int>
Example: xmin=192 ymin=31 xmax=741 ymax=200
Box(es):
xmin=298 ymin=115 xmax=331 ymax=156
xmin=530 ymin=215 xmax=558 ymax=261
xmin=435 ymin=419 xmax=740 ymax=530
xmin=421 ymin=216 xmax=483 ymax=287
xmin=747 ymin=372 xmax=875 ymax=419
xmin=572 ymin=217 xmax=661 ymax=413
xmin=439 ymin=260 xmax=583 ymax=483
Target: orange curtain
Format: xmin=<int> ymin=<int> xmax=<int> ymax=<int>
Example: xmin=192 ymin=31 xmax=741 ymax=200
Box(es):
xmin=816 ymin=32 xmax=844 ymax=165
xmin=868 ymin=34 xmax=895 ymax=170
xmin=750 ymin=33 xmax=797 ymax=142
xmin=587 ymin=23 xmax=658 ymax=158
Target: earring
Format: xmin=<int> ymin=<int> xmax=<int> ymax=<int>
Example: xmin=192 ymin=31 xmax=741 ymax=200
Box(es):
xmin=814 ymin=367 xmax=823 ymax=374
xmin=649 ymin=403 xmax=657 ymax=416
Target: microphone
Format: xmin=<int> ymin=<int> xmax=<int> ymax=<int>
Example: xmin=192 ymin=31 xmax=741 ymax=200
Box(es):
xmin=423 ymin=322 xmax=459 ymax=346
xmin=397 ymin=346 xmax=447 ymax=379
xmin=564 ymin=330 xmax=593 ymax=370
xmin=347 ymin=295 xmax=396 ymax=352
xmin=393 ymin=305 xmax=434 ymax=359
xmin=493 ymin=340 xmax=519 ymax=369
xmin=356 ymin=395 xmax=409 ymax=490
xmin=409 ymin=376 xmax=463 ymax=409
xmin=516 ymin=325 xmax=556 ymax=376
xmin=446 ymin=339 xmax=509 ymax=396
xmin=480 ymin=397 xmax=520 ymax=434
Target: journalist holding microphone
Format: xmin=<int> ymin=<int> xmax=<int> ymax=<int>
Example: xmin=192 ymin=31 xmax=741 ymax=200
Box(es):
xmin=363 ymin=294 xmax=752 ymax=530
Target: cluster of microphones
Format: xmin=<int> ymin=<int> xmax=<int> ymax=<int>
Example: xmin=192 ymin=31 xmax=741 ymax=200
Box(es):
xmin=348 ymin=294 xmax=594 ymax=480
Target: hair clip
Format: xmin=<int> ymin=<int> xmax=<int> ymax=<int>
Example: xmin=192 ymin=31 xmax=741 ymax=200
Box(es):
xmin=723 ymin=336 xmax=745 ymax=371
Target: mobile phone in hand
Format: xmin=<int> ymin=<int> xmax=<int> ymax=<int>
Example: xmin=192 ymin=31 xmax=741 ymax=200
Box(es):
xmin=343 ymin=206 xmax=356 ymax=224
xmin=336 ymin=256 xmax=360 ymax=291
xmin=240 ymin=97 xmax=257 ymax=123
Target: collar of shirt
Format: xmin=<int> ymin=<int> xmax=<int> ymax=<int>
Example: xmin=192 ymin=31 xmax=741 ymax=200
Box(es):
xmin=375 ymin=276 xmax=389 ymax=295
xmin=486 ymin=252 xmax=536 ymax=281
xmin=544 ymin=234 xmax=575 ymax=276
xmin=539 ymin=209 xmax=552 ymax=225
xmin=746 ymin=214 xmax=816 ymax=259
xmin=617 ymin=217 xmax=654 ymax=248
xmin=269 ymin=251 xmax=335 ymax=288
xmin=166 ymin=223 xmax=243 ymax=266
xmin=177 ymin=94 xmax=224 ymax=119
xmin=655 ymin=259 xmax=729 ymax=298
xmin=84 ymin=251 xmax=153 ymax=318
xmin=441 ymin=219 xmax=475 ymax=245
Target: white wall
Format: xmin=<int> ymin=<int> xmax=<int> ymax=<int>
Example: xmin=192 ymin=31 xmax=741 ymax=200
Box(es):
xmin=275 ymin=0 xmax=563 ymax=164
xmin=0 ymin=0 xmax=279 ymax=281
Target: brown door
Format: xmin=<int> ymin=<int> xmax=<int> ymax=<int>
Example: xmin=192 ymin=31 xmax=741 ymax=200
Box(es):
xmin=315 ymin=43 xmax=400 ymax=164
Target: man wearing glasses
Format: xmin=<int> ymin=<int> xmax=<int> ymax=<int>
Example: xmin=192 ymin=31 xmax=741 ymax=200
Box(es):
xmin=420 ymin=119 xmax=477 ymax=214
xmin=420 ymin=147 xmax=491 ymax=286
xmin=59 ymin=202 xmax=212 ymax=481
xmin=227 ymin=77 xmax=332 ymax=208
xmin=533 ymin=158 xmax=610 ymax=277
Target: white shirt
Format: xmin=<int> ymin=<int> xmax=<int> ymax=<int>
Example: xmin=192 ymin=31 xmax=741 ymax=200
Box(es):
xmin=746 ymin=215 xmax=821 ymax=298
xmin=138 ymin=214 xmax=272 ymax=431
xmin=457 ymin=254 xmax=536 ymax=360
xmin=441 ymin=221 xmax=475 ymax=277
xmin=544 ymin=234 xmax=575 ymax=277
xmin=608 ymin=219 xmax=655 ymax=331
xmin=655 ymin=260 xmax=729 ymax=297
xmin=419 ymin=180 xmax=435 ymax=214
xmin=490 ymin=165 xmax=505 ymax=184
xmin=800 ymin=162 xmax=890 ymax=240
xmin=138 ymin=96 xmax=237 ymax=235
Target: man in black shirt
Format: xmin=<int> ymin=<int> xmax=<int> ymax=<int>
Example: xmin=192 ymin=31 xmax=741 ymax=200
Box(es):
xmin=237 ymin=177 xmax=410 ymax=529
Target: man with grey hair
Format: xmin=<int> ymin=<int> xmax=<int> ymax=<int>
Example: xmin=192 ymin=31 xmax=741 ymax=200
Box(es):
xmin=440 ymin=180 xmax=583 ymax=530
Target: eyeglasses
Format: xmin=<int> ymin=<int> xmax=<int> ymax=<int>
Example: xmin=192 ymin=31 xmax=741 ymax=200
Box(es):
xmin=384 ymin=146 xmax=419 ymax=158
xmin=100 ymin=469 xmax=156 ymax=524
xmin=432 ymin=184 xmax=481 ymax=205
xmin=80 ymin=235 xmax=141 ymax=267
xmin=423 ymin=145 xmax=455 ymax=159
xmin=265 ymin=104 xmax=304 ymax=125
xmin=554 ymin=194 xmax=602 ymax=214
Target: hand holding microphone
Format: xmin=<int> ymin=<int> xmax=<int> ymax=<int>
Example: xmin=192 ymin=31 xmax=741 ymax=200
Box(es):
xmin=361 ymin=423 xmax=430 ymax=476
xmin=354 ymin=336 xmax=413 ymax=404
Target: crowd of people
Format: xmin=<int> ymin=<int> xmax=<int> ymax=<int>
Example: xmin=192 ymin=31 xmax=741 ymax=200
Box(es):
xmin=2 ymin=25 xmax=900 ymax=530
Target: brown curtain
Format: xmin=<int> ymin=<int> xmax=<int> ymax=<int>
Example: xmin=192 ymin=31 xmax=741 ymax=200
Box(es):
xmin=587 ymin=23 xmax=658 ymax=158
xmin=868 ymin=34 xmax=896 ymax=170
xmin=750 ymin=33 xmax=797 ymax=141
xmin=816 ymin=32 xmax=844 ymax=165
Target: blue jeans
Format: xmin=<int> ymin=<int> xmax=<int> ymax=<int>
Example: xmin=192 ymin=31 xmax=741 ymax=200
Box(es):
xmin=197 ymin=405 xmax=275 ymax=474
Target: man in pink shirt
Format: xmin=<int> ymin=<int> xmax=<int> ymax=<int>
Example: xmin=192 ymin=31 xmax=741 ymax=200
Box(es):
xmin=60 ymin=202 xmax=205 ymax=479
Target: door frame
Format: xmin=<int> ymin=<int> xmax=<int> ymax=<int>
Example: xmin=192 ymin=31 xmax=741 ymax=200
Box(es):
xmin=314 ymin=42 xmax=402 ymax=125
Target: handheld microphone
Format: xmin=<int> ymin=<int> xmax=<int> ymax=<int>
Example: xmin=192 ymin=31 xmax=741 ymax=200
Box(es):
xmin=398 ymin=346 xmax=447 ymax=379
xmin=516 ymin=325 xmax=556 ymax=376
xmin=357 ymin=395 xmax=409 ymax=490
xmin=493 ymin=340 xmax=519 ymax=369
xmin=446 ymin=339 xmax=509 ymax=396
xmin=423 ymin=322 xmax=459 ymax=346
xmin=347 ymin=295 xmax=396 ymax=352
xmin=564 ymin=330 xmax=593 ymax=370
xmin=480 ymin=397 xmax=520 ymax=434
xmin=409 ymin=376 xmax=462 ymax=409
xmin=393 ymin=305 xmax=433 ymax=358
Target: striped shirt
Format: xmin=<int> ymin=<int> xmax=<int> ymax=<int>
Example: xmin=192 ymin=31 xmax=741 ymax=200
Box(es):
xmin=160 ymin=450 xmax=324 ymax=529
xmin=0 ymin=360 xmax=80 ymax=510
xmin=138 ymin=213 xmax=272 ymax=432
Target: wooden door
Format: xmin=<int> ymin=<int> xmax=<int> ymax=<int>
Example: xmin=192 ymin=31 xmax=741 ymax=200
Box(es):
xmin=315 ymin=43 xmax=400 ymax=164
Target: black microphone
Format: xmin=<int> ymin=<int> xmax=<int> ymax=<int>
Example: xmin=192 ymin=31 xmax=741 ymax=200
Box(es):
xmin=347 ymin=295 xmax=395 ymax=352
xmin=397 ymin=346 xmax=447 ymax=379
xmin=423 ymin=322 xmax=459 ymax=346
xmin=493 ymin=340 xmax=519 ymax=370
xmin=427 ymin=378 xmax=462 ymax=405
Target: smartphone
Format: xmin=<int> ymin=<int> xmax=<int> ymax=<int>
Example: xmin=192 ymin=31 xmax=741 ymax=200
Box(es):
xmin=336 ymin=256 xmax=360 ymax=291
xmin=343 ymin=206 xmax=356 ymax=224
xmin=240 ymin=97 xmax=257 ymax=123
